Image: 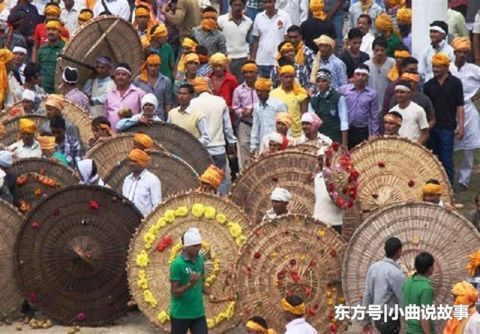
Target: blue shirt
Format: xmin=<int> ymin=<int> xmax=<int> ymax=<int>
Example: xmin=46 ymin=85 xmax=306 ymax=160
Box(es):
xmin=250 ymin=97 xmax=288 ymax=152
xmin=132 ymin=74 xmax=173 ymax=121
xmin=317 ymin=54 xmax=348 ymax=89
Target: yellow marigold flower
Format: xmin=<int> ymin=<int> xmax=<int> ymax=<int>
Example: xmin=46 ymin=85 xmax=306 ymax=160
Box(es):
xmin=144 ymin=289 xmax=157 ymax=307
xmin=145 ymin=242 xmax=152 ymax=249
xmin=136 ymin=250 xmax=149 ymax=267
xmin=149 ymin=224 xmax=160 ymax=236
xmin=137 ymin=276 xmax=148 ymax=289
xmin=164 ymin=210 xmax=175 ymax=222
xmin=206 ymin=318 xmax=215 ymax=328
xmin=143 ymin=231 xmax=156 ymax=245
xmin=270 ymin=251 xmax=277 ymax=258
xmin=215 ymin=312 xmax=228 ymax=324
xmin=192 ymin=203 xmax=205 ymax=217
xmin=216 ymin=213 xmax=227 ymax=224
xmin=235 ymin=235 xmax=246 ymax=246
xmin=156 ymin=217 xmax=167 ymax=228
xmin=174 ymin=206 xmax=189 ymax=217
xmin=318 ymin=229 xmax=326 ymax=237
xmin=227 ymin=222 xmax=242 ymax=238
xmin=226 ymin=301 xmax=235 ymax=318
xmin=204 ymin=206 xmax=216 ymax=219
xmin=138 ymin=269 xmax=146 ymax=279
xmin=157 ymin=310 xmax=170 ymax=323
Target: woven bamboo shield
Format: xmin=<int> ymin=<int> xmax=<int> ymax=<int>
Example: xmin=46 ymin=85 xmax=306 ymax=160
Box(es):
xmin=127 ymin=192 xmax=253 ymax=333
xmin=0 ymin=200 xmax=24 ymax=320
xmin=104 ymin=151 xmax=200 ymax=199
xmin=342 ymin=203 xmax=480 ymax=330
xmin=230 ymin=151 xmax=317 ymax=224
xmin=11 ymin=158 xmax=80 ymax=214
xmin=350 ymin=137 xmax=454 ymax=214
xmin=124 ymin=122 xmax=213 ymax=175
xmin=284 ymin=143 xmax=320 ymax=155
xmin=54 ymin=16 xmax=143 ymax=92
xmin=2 ymin=115 xmax=48 ymax=146
xmin=15 ymin=185 xmax=142 ymax=326
xmin=85 ymin=134 xmax=164 ymax=178
xmin=234 ymin=215 xmax=348 ymax=333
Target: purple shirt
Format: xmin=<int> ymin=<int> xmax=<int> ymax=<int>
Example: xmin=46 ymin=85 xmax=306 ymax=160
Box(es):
xmin=232 ymin=83 xmax=259 ymax=122
xmin=338 ymin=83 xmax=379 ymax=135
xmin=65 ymin=88 xmax=90 ymax=114
xmin=104 ymin=85 xmax=146 ymax=130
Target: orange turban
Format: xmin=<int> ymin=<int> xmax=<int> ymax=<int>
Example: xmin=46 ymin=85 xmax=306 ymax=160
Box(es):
xmin=0 ymin=48 xmax=13 ymax=107
xmin=140 ymin=54 xmax=161 ymax=82
xmin=128 ymin=149 xmax=150 ymax=167
xmin=193 ymin=77 xmax=210 ymax=94
xmin=184 ymin=53 xmax=200 ymax=64
xmin=242 ymin=63 xmax=258 ymax=73
xmin=78 ymin=9 xmax=93 ymax=22
xmin=44 ymin=3 xmax=61 ymax=16
xmin=37 ymin=135 xmax=56 ymax=150
xmin=182 ymin=37 xmax=197 ymax=50
xmin=135 ymin=6 xmax=150 ymax=17
xmin=400 ymin=72 xmax=420 ymax=83
xmin=431 ymin=53 xmax=450 ymax=67
xmin=452 ymin=37 xmax=471 ymax=52
xmin=394 ymin=50 xmax=410 ymax=58
xmin=46 ymin=19 xmax=63 ymax=31
xmin=209 ymin=52 xmax=228 ymax=67
xmin=444 ymin=281 xmax=479 ymax=334
xmin=133 ymin=133 xmax=154 ymax=149
xmin=150 ymin=24 xmax=168 ymax=39
xmin=396 ymin=7 xmax=411 ymax=25
xmin=375 ymin=13 xmax=394 ymax=32
xmin=309 ymin=0 xmax=326 ymax=21
xmin=19 ymin=118 xmax=37 ymax=134
xmin=276 ymin=112 xmax=293 ymax=128
xmin=45 ymin=94 xmax=64 ymax=111
xmin=280 ymin=42 xmax=295 ymax=54
xmin=279 ymin=65 xmax=295 ymax=75
xmin=254 ymin=78 xmax=272 ymax=91
xmin=281 ymin=298 xmax=305 ymax=316
xmin=467 ymin=250 xmax=480 ymax=277
xmin=422 ymin=183 xmax=442 ymax=195
xmin=199 ymin=164 xmax=224 ymax=190
xmin=314 ymin=35 xmax=335 ymax=49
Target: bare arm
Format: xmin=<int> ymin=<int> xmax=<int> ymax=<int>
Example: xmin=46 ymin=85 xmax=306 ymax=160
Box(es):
xmin=475 ymin=33 xmax=480 ymax=65
xmin=250 ymin=36 xmax=259 ymax=61
xmin=455 ymin=105 xmax=465 ymax=140
xmin=420 ymin=319 xmax=431 ymax=334
xmin=418 ymin=128 xmax=429 ymax=146
xmin=171 ymin=281 xmax=192 ymax=298
xmin=341 ymin=130 xmax=348 ymax=148
xmin=300 ymin=97 xmax=308 ymax=114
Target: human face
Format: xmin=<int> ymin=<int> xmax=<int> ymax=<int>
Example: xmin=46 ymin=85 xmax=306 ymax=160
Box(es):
xmin=394 ymin=89 xmax=410 ymax=103
xmin=92 ymin=124 xmax=109 ymax=139
xmin=283 ymin=49 xmax=295 ymax=61
xmin=454 ymin=49 xmax=469 ymax=66
xmin=349 ymin=37 xmax=362 ymax=54
xmin=268 ymin=140 xmax=281 ymax=152
xmin=432 ymin=64 xmax=448 ymax=78
xmin=50 ymin=127 xmax=65 ymax=142
xmin=280 ymin=73 xmax=294 ymax=90
xmin=22 ymin=99 xmax=34 ymax=113
xmin=276 ymin=121 xmax=288 ymax=135
xmin=128 ymin=158 xmax=144 ymax=174
xmin=63 ymin=0 xmax=74 ymax=9
xmin=301 ymin=121 xmax=313 ymax=136
xmin=353 ymin=72 xmax=369 ymax=86
xmin=20 ymin=132 xmax=34 ymax=145
xmin=356 ymin=17 xmax=370 ymax=35
xmin=114 ymin=70 xmax=130 ymax=86
xmin=373 ymin=45 xmax=386 ymax=61
xmin=96 ymin=63 xmax=110 ymax=78
xmin=423 ymin=193 xmax=441 ymax=204
xmin=256 ymin=89 xmax=269 ymax=102
xmin=316 ymin=79 xmax=329 ymax=93
xmin=230 ymin=0 xmax=245 ymax=16
xmin=177 ymin=87 xmax=192 ymax=106
xmin=213 ymin=64 xmax=225 ymax=76
xmin=318 ymin=44 xmax=333 ymax=59
xmin=136 ymin=15 xmax=149 ymax=30
xmin=184 ymin=243 xmax=202 ymax=259
xmin=262 ymin=0 xmax=274 ymax=12
xmin=287 ymin=30 xmax=301 ymax=47
xmin=147 ymin=63 xmax=160 ymax=76
xmin=142 ymin=103 xmax=156 ymax=118
xmin=383 ymin=119 xmax=400 ymax=136
xmin=403 ymin=63 xmax=418 ymax=74
xmin=429 ymin=30 xmax=445 ymax=45
xmin=243 ymin=69 xmax=258 ymax=84
xmin=185 ymin=61 xmax=199 ymax=73
xmin=47 ymin=28 xmax=59 ymax=42
xmin=13 ymin=51 xmax=26 ymax=66
xmin=271 ymin=199 xmax=287 ymax=215
xmin=45 ymin=105 xmax=61 ymax=118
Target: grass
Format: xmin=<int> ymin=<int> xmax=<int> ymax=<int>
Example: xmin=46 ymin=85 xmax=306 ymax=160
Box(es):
xmin=453 ymin=149 xmax=479 ymax=219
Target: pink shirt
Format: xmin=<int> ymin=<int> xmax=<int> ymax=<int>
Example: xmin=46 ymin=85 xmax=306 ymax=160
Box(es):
xmin=104 ymin=85 xmax=146 ymax=130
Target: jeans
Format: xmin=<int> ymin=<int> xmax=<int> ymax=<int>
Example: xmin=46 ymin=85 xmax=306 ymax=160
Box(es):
xmin=258 ymin=65 xmax=274 ymax=77
xmin=427 ymin=127 xmax=455 ymax=185
xmin=246 ymin=7 xmax=263 ymax=22
xmin=331 ymin=11 xmax=345 ymax=52
xmin=212 ymin=153 xmax=229 ymax=194
xmin=229 ymin=57 xmax=248 ymax=83
xmin=171 ymin=316 xmax=208 ymax=334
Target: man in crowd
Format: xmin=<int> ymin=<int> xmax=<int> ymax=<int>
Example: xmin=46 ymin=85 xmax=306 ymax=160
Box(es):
xmin=263 ymin=187 xmax=290 ymax=221
xmin=282 ymin=295 xmax=317 ymax=334
xmin=357 ymin=14 xmax=375 ymax=58
xmin=340 ymin=28 xmax=370 ymax=80
xmin=310 ymin=34 xmax=347 ymax=89
xmin=50 ymin=115 xmax=83 ymax=168
xmin=383 ymin=111 xmax=402 ymax=136
xmin=38 ymin=20 xmax=65 ymax=94
xmin=192 ymin=7 xmax=226 ymax=55
xmin=83 ymin=56 xmax=115 ymax=118
xmin=420 ymin=20 xmax=454 ymax=81
xmin=9 ymin=118 xmax=42 ymax=159
xmin=62 ymin=66 xmax=90 ymax=114
xmin=300 ymin=0 xmax=336 ymax=54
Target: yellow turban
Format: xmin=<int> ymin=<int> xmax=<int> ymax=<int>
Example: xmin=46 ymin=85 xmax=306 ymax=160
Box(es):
xmin=19 ymin=118 xmax=37 ymax=134
xmin=0 ymin=48 xmax=13 ymax=107
xmin=422 ymin=183 xmax=442 ymax=196
xmin=375 ymin=13 xmax=394 ymax=32
xmin=135 ymin=6 xmax=150 ymax=17
xmin=209 ymin=52 xmax=228 ymax=67
xmin=150 ymin=24 xmax=168 ymax=39
xmin=453 ymin=37 xmax=471 ymax=52
xmin=361 ymin=0 xmax=373 ymax=12
xmin=279 ymin=65 xmax=295 ymax=75
xmin=45 ymin=94 xmax=64 ymax=111
xmin=242 ymin=62 xmax=258 ymax=73
xmin=452 ymin=281 xmax=479 ymax=306
xmin=384 ymin=113 xmax=402 ymax=126
xmin=78 ymin=9 xmax=93 ymax=22
xmin=309 ymin=0 xmax=326 ymax=21
xmin=467 ymin=250 xmax=480 ymax=277
xmin=276 ymin=112 xmax=293 ymax=128
xmin=193 ymin=77 xmax=210 ymax=94
xmin=128 ymin=149 xmax=150 ymax=167
xmin=46 ymin=19 xmax=63 ymax=31
xmin=44 ymin=3 xmax=61 ymax=16
xmin=37 ymin=135 xmax=56 ymax=150
xmin=314 ymin=35 xmax=335 ymax=49
xmin=139 ymin=54 xmax=161 ymax=82
xmin=184 ymin=52 xmax=200 ymax=64
xmin=199 ymin=164 xmax=224 ymax=190
xmin=182 ymin=37 xmax=197 ymax=50
xmin=133 ymin=133 xmax=154 ymax=150
xmin=431 ymin=53 xmax=450 ymax=67
xmin=396 ymin=7 xmax=412 ymax=25
xmin=280 ymin=42 xmax=295 ymax=54
xmin=254 ymin=78 xmax=272 ymax=91
xmin=400 ymin=72 xmax=420 ymax=83
xmin=394 ymin=50 xmax=410 ymax=58
xmin=245 ymin=320 xmax=277 ymax=334
xmin=281 ymin=298 xmax=305 ymax=316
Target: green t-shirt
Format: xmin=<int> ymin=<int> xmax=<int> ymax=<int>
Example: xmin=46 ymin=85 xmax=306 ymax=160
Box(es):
xmin=150 ymin=43 xmax=175 ymax=82
xmin=402 ymin=274 xmax=435 ymax=334
xmin=169 ymin=253 xmax=205 ymax=319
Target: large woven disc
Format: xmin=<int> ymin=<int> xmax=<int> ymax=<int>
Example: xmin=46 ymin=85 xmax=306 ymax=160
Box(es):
xmin=15 ymin=185 xmax=142 ymax=326
xmin=230 ymin=151 xmax=317 ymax=224
xmin=55 ymin=16 xmax=143 ymax=92
xmin=104 ymin=151 xmax=200 ymax=199
xmin=284 ymin=143 xmax=320 ymax=155
xmin=85 ymin=134 xmax=164 ymax=178
xmin=124 ymin=122 xmax=212 ymax=175
xmin=342 ymin=203 xmax=480 ymax=330
xmin=350 ymin=137 xmax=454 ymax=214
xmin=2 ymin=115 xmax=48 ymax=146
xmin=0 ymin=200 xmax=24 ymax=320
xmin=10 ymin=158 xmax=80 ymax=214
xmin=234 ymin=215 xmax=348 ymax=333
xmin=127 ymin=192 xmax=253 ymax=333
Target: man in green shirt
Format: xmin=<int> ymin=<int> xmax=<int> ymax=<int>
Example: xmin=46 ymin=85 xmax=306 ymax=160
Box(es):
xmin=169 ymin=227 xmax=211 ymax=334
xmin=402 ymin=252 xmax=435 ymax=334
xmin=38 ymin=21 xmax=65 ymax=94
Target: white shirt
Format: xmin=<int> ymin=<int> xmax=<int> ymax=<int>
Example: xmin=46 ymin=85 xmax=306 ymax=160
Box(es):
xmin=122 ymin=169 xmax=162 ymax=217
xmin=465 ymin=312 xmax=480 ymax=334
xmin=276 ymin=0 xmax=308 ymax=26
xmin=251 ymin=9 xmax=292 ymax=66
xmin=420 ymin=39 xmax=455 ymax=82
xmin=474 ymin=10 xmax=480 ymax=34
xmin=285 ymin=317 xmax=318 ymax=334
xmin=313 ymin=173 xmax=342 ymax=226
xmin=360 ymin=32 xmax=375 ymax=58
xmin=93 ymin=0 xmax=131 ymax=20
xmin=8 ymin=140 xmax=42 ymax=159
xmin=292 ymin=132 xmax=332 ymax=147
xmin=217 ymin=14 xmax=252 ymax=59
xmin=390 ymin=101 xmax=429 ymax=142
xmin=61 ymin=7 xmax=80 ymax=36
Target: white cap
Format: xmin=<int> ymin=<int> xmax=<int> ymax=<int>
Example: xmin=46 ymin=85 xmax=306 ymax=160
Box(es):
xmin=267 ymin=132 xmax=283 ymax=144
xmin=22 ymin=89 xmax=35 ymax=101
xmin=141 ymin=93 xmax=159 ymax=111
xmin=12 ymin=46 xmax=27 ymax=54
xmin=271 ymin=187 xmax=291 ymax=202
xmin=183 ymin=227 xmax=202 ymax=247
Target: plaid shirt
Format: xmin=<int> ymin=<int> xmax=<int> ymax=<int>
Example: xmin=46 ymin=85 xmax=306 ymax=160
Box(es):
xmin=58 ymin=135 xmax=83 ymax=169
xmin=270 ymin=63 xmax=311 ymax=91
xmin=246 ymin=0 xmax=262 ymax=9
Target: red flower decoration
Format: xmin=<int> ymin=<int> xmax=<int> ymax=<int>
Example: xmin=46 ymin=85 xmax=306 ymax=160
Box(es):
xmin=327 ymin=183 xmax=335 ymax=192
xmin=254 ymin=251 xmax=261 ymax=259
xmin=305 ymin=287 xmax=312 ymax=297
xmin=277 ymin=271 xmax=286 ymax=280
xmin=408 ymin=180 xmax=415 ymax=187
xmin=156 ymin=235 xmax=173 ymax=252
xmin=327 ymin=322 xmax=338 ymax=333
xmin=331 ymin=142 xmax=340 ymax=152
xmin=290 ymin=270 xmax=301 ymax=283
xmin=377 ymin=161 xmax=386 ymax=168
xmin=329 ymin=249 xmax=337 ymax=257
xmin=290 ymin=259 xmax=297 ymax=266
xmin=272 ymin=176 xmax=279 ymax=182
xmin=31 ymin=222 xmax=40 ymax=229
xmin=28 ymin=292 xmax=38 ymax=303
xmin=89 ymin=200 xmax=100 ymax=211
xmin=75 ymin=312 xmax=86 ymax=322
xmin=306 ymin=305 xmax=316 ymax=317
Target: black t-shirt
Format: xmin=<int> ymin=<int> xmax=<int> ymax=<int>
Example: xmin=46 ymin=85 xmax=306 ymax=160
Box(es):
xmin=339 ymin=51 xmax=370 ymax=78
xmin=300 ymin=18 xmax=337 ymax=53
xmin=423 ymin=73 xmax=464 ymax=130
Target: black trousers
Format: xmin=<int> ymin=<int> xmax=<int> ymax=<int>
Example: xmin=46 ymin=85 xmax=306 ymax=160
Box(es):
xmin=348 ymin=126 xmax=369 ymax=150
xmin=171 ymin=316 xmax=208 ymax=334
xmin=374 ymin=318 xmax=401 ymax=334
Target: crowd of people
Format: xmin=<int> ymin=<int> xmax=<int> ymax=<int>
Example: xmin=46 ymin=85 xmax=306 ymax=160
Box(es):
xmin=0 ymin=0 xmax=480 ymax=332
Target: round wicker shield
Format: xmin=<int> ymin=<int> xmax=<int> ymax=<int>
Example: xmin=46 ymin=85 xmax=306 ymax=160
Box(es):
xmin=0 ymin=200 xmax=24 ymax=320
xmin=350 ymin=137 xmax=454 ymax=214
xmin=85 ymin=134 xmax=165 ymax=178
xmin=230 ymin=151 xmax=317 ymax=224
xmin=342 ymin=203 xmax=480 ymax=330
xmin=10 ymin=158 xmax=80 ymax=213
xmin=284 ymin=143 xmax=320 ymax=155
xmin=124 ymin=122 xmax=213 ymax=175
xmin=54 ymin=16 xmax=143 ymax=92
xmin=104 ymin=151 xmax=200 ymax=199
xmin=235 ymin=215 xmax=348 ymax=333
xmin=127 ymin=192 xmax=253 ymax=333
xmin=15 ymin=185 xmax=142 ymax=326
xmin=2 ymin=115 xmax=48 ymax=146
